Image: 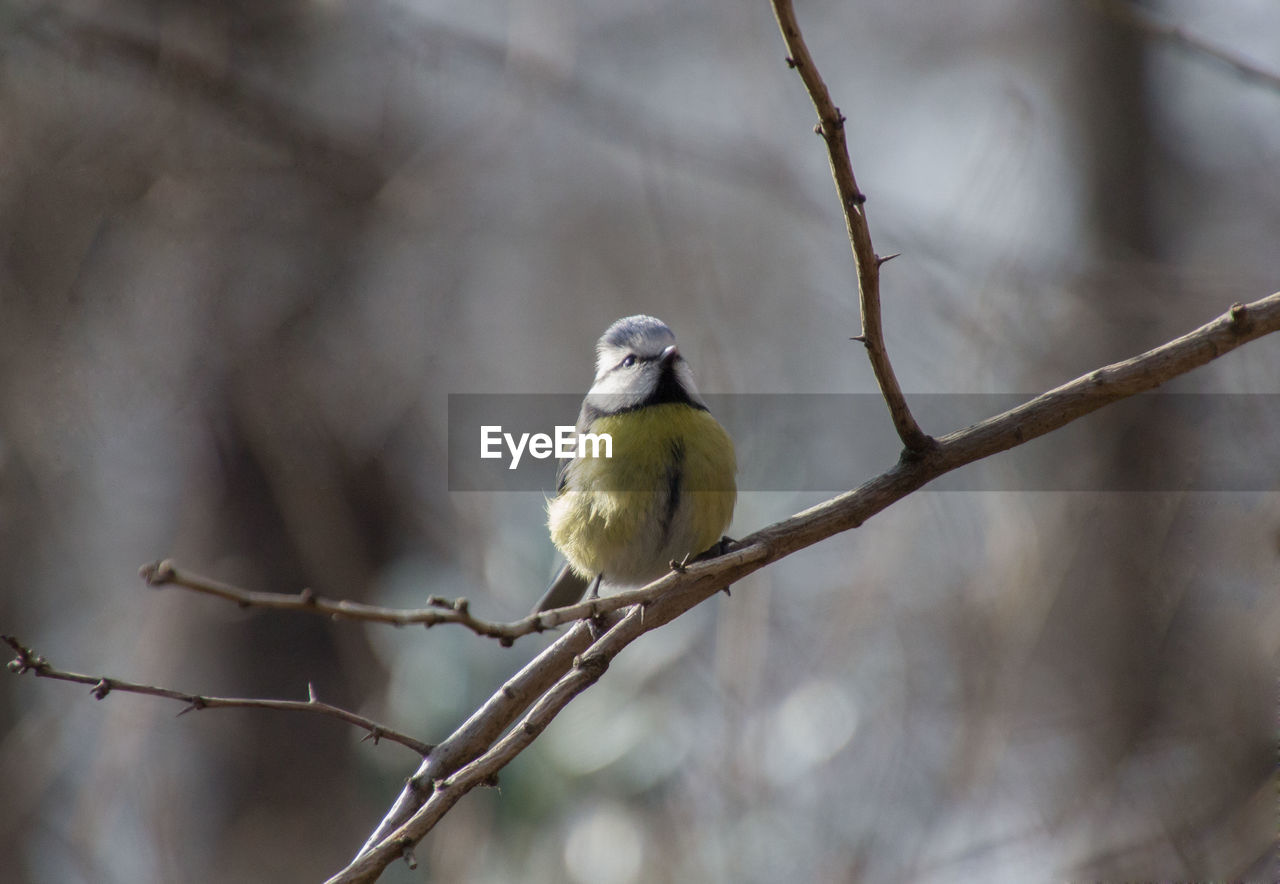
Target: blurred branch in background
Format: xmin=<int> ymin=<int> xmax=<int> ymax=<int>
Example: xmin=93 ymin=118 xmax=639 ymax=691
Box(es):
xmin=1092 ymin=0 xmax=1280 ymax=93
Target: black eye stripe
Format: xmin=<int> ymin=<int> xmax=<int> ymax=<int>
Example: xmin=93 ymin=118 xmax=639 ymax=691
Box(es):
xmin=612 ymin=351 xmax=673 ymax=372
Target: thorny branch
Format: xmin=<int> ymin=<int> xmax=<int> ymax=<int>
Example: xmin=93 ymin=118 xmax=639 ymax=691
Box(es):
xmin=140 ymin=546 xmax=767 ymax=646
xmin=770 ymin=0 xmax=930 ymax=453
xmin=3 ymin=635 xmax=431 ymax=756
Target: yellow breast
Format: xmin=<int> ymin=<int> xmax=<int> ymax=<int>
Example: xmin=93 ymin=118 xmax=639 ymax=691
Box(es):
xmin=547 ymin=403 xmax=736 ymax=584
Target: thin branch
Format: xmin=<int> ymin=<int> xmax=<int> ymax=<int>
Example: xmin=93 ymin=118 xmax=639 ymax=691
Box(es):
xmin=330 ymin=290 xmax=1280 ymax=883
xmin=3 ymin=635 xmax=431 ymax=756
xmin=1091 ymin=0 xmax=1280 ymax=94
xmin=770 ymin=0 xmax=931 ymax=453
xmin=139 ymin=559 xmax=537 ymax=644
xmin=138 ymin=545 xmax=769 ymax=646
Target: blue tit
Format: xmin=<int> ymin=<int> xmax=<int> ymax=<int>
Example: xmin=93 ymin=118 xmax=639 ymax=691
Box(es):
xmin=534 ymin=315 xmax=737 ymax=613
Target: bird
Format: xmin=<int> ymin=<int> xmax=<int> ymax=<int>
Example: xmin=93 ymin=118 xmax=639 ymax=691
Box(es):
xmin=534 ymin=314 xmax=737 ymax=613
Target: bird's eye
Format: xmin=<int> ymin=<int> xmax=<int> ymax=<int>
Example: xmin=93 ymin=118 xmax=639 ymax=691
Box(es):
xmin=621 ymin=354 xmax=637 ymax=368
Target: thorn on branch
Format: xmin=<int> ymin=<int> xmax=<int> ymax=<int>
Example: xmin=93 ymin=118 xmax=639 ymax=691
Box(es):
xmin=850 ymin=334 xmax=868 ymax=344
xmin=298 ymin=587 xmax=317 ymax=605
xmin=398 ymin=840 xmax=418 ymax=870
xmin=876 ymin=252 xmax=901 ymax=266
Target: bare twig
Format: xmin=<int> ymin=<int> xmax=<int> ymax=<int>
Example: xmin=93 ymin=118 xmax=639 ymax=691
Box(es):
xmin=138 ymin=546 xmax=768 ymax=646
xmin=1091 ymin=0 xmax=1280 ymax=94
xmin=140 ymin=559 xmax=537 ymax=644
xmin=770 ymin=0 xmax=931 ymax=453
xmin=3 ymin=635 xmax=431 ymax=756
xmin=329 ymin=291 xmax=1280 ymax=882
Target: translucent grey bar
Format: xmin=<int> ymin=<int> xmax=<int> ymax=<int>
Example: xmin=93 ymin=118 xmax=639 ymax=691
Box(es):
xmin=447 ymin=394 xmax=1280 ymax=492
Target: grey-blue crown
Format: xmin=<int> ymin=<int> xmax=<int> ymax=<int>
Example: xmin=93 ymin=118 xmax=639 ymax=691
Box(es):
xmin=600 ymin=315 xmax=674 ymax=352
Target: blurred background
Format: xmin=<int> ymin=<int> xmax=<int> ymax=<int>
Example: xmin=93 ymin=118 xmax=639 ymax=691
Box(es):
xmin=2 ymin=0 xmax=1277 ymax=881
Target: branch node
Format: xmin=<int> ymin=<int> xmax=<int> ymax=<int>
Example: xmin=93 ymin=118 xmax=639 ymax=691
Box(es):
xmin=785 ymin=55 xmax=798 ymax=68
xmin=1228 ymin=301 xmax=1252 ymax=332
xmin=298 ymin=587 xmax=317 ymax=605
xmin=574 ymin=652 xmax=610 ymax=678
xmin=139 ymin=559 xmax=176 ymax=586
xmin=4 ymin=636 xmax=43 ymax=674
xmin=453 ymin=598 xmax=470 ymax=614
xmin=90 ymin=679 xmax=112 ymax=700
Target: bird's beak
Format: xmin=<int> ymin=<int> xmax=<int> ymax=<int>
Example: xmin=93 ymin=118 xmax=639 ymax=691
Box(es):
xmin=660 ymin=344 xmax=680 ymax=365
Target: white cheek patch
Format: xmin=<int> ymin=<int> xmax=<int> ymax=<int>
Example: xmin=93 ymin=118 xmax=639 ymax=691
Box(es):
xmin=586 ymin=368 xmax=648 ymax=412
